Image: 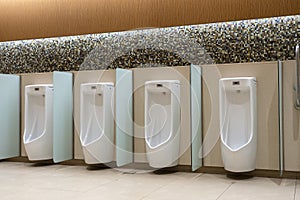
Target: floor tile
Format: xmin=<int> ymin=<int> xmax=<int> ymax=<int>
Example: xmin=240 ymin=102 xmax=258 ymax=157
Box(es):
xmin=142 ymin=174 xmax=233 ymax=200
xmin=0 ymin=162 xmax=298 ymax=200
xmin=74 ymin=171 xmax=199 ymax=200
xmin=293 ymin=179 xmax=300 ymax=200
xmin=1 ymin=188 xmax=81 ymax=200
xmin=218 ymin=177 xmax=296 ymax=200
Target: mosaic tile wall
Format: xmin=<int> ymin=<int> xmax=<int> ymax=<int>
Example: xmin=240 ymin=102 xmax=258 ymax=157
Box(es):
xmin=0 ymin=15 xmax=299 ymax=74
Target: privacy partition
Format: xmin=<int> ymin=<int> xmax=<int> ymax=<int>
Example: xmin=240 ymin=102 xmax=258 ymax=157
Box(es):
xmin=190 ymin=65 xmax=202 ymax=171
xmin=0 ymin=74 xmax=20 ymax=159
xmin=53 ymin=71 xmax=74 ymax=163
xmin=116 ymin=68 xmax=133 ymax=167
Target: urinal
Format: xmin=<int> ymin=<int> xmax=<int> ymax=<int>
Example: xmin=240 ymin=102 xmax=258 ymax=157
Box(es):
xmin=80 ymin=83 xmax=114 ymax=164
xmin=23 ymin=84 xmax=54 ymax=160
xmin=145 ymin=80 xmax=180 ymax=168
xmin=219 ymin=77 xmax=257 ymax=172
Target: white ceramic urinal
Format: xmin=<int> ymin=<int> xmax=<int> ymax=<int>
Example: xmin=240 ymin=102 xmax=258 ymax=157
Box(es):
xmin=145 ymin=80 xmax=180 ymax=168
xmin=23 ymin=84 xmax=53 ymax=160
xmin=80 ymin=83 xmax=114 ymax=164
xmin=219 ymin=77 xmax=257 ymax=172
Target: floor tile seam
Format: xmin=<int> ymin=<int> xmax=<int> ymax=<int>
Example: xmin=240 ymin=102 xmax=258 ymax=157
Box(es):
xmin=140 ymin=173 xmax=203 ymax=200
xmin=192 ymin=172 xmax=204 ymax=179
xmin=81 ymin=178 xmax=123 ymax=193
xmin=294 ymin=177 xmax=298 ymax=200
xmin=78 ymin=172 xmax=138 ymax=193
xmin=215 ymin=182 xmax=234 ymax=200
xmin=27 ymin=175 xmax=122 ymax=193
xmin=167 ymin=172 xmax=204 ymax=183
xmin=26 ymin=186 xmax=84 ymax=193
xmin=139 ymin=184 xmax=172 ymax=200
xmin=138 ymin=174 xmax=192 ymax=200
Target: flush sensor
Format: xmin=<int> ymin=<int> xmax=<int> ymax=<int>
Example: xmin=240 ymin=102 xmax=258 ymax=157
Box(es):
xmin=232 ymin=81 xmax=240 ymax=85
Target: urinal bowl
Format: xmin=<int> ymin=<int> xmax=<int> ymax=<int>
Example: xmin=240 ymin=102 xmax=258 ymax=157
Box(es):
xmin=80 ymin=83 xmax=114 ymax=164
xmin=23 ymin=84 xmax=53 ymax=161
xmin=221 ymin=137 xmax=257 ymax=172
xmin=145 ymin=80 xmax=181 ymax=168
xmin=82 ymin=135 xmax=114 ymax=164
xmin=146 ymin=132 xmax=180 ymax=168
xmin=24 ymin=134 xmax=53 ymax=160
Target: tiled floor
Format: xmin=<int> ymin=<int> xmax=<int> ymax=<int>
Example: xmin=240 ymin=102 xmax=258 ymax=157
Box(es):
xmin=0 ymin=162 xmax=298 ymax=200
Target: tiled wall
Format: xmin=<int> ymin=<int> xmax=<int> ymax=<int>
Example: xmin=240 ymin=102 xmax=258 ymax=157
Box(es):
xmin=0 ymin=15 xmax=299 ymax=74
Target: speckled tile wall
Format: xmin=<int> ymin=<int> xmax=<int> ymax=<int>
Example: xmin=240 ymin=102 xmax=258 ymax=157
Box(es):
xmin=0 ymin=15 xmax=299 ymax=74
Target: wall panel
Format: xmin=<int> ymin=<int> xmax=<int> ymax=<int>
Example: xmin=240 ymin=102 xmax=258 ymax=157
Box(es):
xmin=202 ymin=62 xmax=279 ymax=170
xmin=0 ymin=0 xmax=299 ymax=41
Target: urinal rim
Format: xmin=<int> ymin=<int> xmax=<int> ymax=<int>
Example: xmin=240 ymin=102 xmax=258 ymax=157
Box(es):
xmin=23 ymin=84 xmax=53 ymax=144
xmin=23 ymin=129 xmax=47 ymax=144
xmin=220 ymin=131 xmax=256 ymax=152
xmin=80 ymin=82 xmax=114 ymax=87
xmin=145 ymin=80 xmax=180 ymax=86
xmin=80 ymin=130 xmax=108 ymax=147
xmin=146 ymin=132 xmax=174 ymax=149
xmin=219 ymin=77 xmax=256 ymax=82
xmin=25 ymin=84 xmax=54 ymax=90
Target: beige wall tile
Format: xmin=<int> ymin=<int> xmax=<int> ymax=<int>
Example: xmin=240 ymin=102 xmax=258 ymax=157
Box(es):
xmin=282 ymin=60 xmax=300 ymax=171
xmin=202 ymin=62 xmax=279 ymax=170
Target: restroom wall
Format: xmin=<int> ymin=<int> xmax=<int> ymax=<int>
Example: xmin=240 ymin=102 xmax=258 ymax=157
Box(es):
xmin=20 ymin=73 xmax=53 ymax=157
xmin=1 ymin=0 xmax=299 ymax=42
xmin=282 ymin=60 xmax=300 ymax=171
xmin=133 ymin=66 xmax=191 ymax=165
xmin=202 ymin=62 xmax=279 ymax=170
xmin=73 ymin=70 xmax=116 ymax=160
xmin=0 ymin=15 xmax=299 ymax=75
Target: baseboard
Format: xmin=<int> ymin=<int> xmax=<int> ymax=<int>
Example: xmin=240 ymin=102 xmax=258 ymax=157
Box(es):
xmin=3 ymin=157 xmax=300 ymax=179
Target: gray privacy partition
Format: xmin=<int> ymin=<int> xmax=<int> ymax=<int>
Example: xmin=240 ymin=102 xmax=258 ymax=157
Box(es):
xmin=190 ymin=65 xmax=202 ymax=171
xmin=116 ymin=68 xmax=133 ymax=167
xmin=53 ymin=71 xmax=73 ymax=163
xmin=0 ymin=74 xmax=20 ymax=159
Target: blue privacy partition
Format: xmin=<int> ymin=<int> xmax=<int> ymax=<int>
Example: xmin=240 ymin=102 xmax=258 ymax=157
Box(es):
xmin=0 ymin=74 xmax=20 ymax=159
xmin=116 ymin=68 xmax=133 ymax=167
xmin=53 ymin=71 xmax=73 ymax=163
xmin=190 ymin=65 xmax=202 ymax=171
